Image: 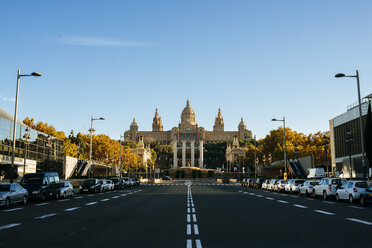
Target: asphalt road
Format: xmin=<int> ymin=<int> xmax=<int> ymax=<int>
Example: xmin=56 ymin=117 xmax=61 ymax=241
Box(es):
xmin=1 ymin=180 xmax=372 ymax=248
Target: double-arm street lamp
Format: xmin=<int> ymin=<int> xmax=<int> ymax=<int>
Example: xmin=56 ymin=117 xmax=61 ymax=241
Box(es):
xmin=335 ymin=70 xmax=367 ymax=178
xmin=89 ymin=116 xmax=105 ymax=178
xmin=10 ymin=69 xmax=42 ymax=183
xmin=272 ymin=117 xmax=287 ymax=174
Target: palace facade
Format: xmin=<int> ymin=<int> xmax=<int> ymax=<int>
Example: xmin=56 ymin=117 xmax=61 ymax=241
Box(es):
xmin=124 ymin=100 xmax=252 ymax=168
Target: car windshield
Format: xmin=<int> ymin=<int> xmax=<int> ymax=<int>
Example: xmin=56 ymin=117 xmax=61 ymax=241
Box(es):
xmin=355 ymin=182 xmax=368 ymax=188
xmin=0 ymin=185 xmax=10 ymax=191
xmin=331 ymin=179 xmax=343 ymax=185
xmin=21 ymin=176 xmax=43 ymax=184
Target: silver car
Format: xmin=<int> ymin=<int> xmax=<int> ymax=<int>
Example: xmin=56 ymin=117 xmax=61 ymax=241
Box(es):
xmin=59 ymin=181 xmax=75 ymax=198
xmin=0 ymin=183 xmax=28 ymax=208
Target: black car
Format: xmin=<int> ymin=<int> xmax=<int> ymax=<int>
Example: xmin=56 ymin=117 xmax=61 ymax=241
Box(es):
xmin=162 ymin=176 xmax=171 ymax=180
xmin=360 ymin=186 xmax=372 ymax=205
xmin=20 ymin=172 xmax=63 ymax=201
xmin=110 ymin=178 xmax=122 ymax=189
xmin=79 ymin=179 xmax=102 ymax=193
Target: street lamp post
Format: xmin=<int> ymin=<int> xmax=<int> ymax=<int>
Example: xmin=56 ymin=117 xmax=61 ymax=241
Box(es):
xmin=335 ymin=70 xmax=367 ymax=178
xmin=272 ymin=117 xmax=287 ymax=174
xmin=253 ymin=135 xmax=257 ymax=179
xmin=323 ymin=135 xmax=329 ymax=177
xmin=119 ymin=134 xmax=124 ymax=179
xmin=89 ymin=116 xmax=105 ymax=178
xmin=346 ymin=129 xmax=353 ymax=179
xmin=22 ymin=128 xmax=30 ymax=176
xmin=10 ymin=69 xmax=41 ymax=183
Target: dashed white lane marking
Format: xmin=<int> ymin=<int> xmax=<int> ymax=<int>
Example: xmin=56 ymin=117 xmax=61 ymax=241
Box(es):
xmin=35 ymin=203 xmax=49 ymax=206
xmin=290 ymin=195 xmax=299 ymax=198
xmin=305 ymin=198 xmax=315 ymax=201
xmin=187 ymin=224 xmax=191 ymax=235
xmin=3 ymin=207 xmax=24 ymax=212
xmin=34 ymin=213 xmax=57 ymax=219
xmin=243 ymin=192 xmax=249 ymax=194
xmin=98 ymin=193 xmax=103 ymax=195
xmin=58 ymin=199 xmax=70 ymax=202
xmin=346 ymin=218 xmax=372 ymax=225
xmin=193 ymin=214 xmax=197 ymax=222
xmin=238 ymin=190 xmax=243 ymax=192
xmin=121 ymin=194 xmax=127 ymax=197
xmin=0 ymin=223 xmax=21 ymax=231
xmin=192 ymin=208 xmax=195 ymax=213
xmin=101 ymin=198 xmax=110 ymax=202
xmin=277 ymin=200 xmax=289 ymax=204
xmin=191 ymin=203 xmax=194 ymax=207
xmin=86 ymin=202 xmax=98 ymax=206
xmin=249 ymin=193 xmax=255 ymax=196
xmin=293 ymin=204 xmax=308 ymax=209
xmin=64 ymin=207 xmax=80 ymax=212
xmin=196 ymin=239 xmax=202 ymax=248
xmin=349 ymin=206 xmax=365 ymax=210
xmin=265 ymin=197 xmax=274 ymax=200
xmin=112 ymin=196 xmax=120 ymax=199
xmin=194 ymin=224 xmax=199 ymax=235
xmin=74 ymin=196 xmax=83 ymax=199
xmin=88 ymin=194 xmax=94 ymax=197
xmin=187 ymin=208 xmax=191 ymax=213
xmin=187 ymin=214 xmax=191 ymax=222
xmin=187 ymin=203 xmax=190 ymax=207
xmin=256 ymin=195 xmax=263 ymax=198
xmin=314 ymin=210 xmax=335 ymax=215
xmin=187 ymin=239 xmax=192 ymax=248
xmin=322 ymin=201 xmax=335 ymax=205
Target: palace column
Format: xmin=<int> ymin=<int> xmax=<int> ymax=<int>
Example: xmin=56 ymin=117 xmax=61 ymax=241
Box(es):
xmin=199 ymin=140 xmax=204 ymax=168
xmin=173 ymin=140 xmax=178 ymax=168
xmin=182 ymin=140 xmax=186 ymax=167
xmin=191 ymin=140 xmax=195 ymax=167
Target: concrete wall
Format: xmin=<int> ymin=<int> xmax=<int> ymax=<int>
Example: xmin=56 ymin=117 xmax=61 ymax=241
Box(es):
xmin=63 ymin=156 xmax=78 ymax=179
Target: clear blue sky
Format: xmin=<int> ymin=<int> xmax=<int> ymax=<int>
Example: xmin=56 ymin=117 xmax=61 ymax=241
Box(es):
xmin=1 ymin=0 xmax=372 ymax=139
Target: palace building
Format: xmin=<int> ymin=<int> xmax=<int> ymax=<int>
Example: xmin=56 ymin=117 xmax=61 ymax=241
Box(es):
xmin=124 ymin=100 xmax=252 ymax=169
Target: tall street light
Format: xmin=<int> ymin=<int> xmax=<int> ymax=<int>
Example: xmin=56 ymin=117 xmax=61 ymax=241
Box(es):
xmin=10 ymin=69 xmax=42 ymax=183
xmin=335 ymin=70 xmax=367 ymax=178
xmin=272 ymin=117 xmax=287 ymax=174
xmin=89 ymin=116 xmax=105 ymax=178
xmin=119 ymin=134 xmax=124 ymax=179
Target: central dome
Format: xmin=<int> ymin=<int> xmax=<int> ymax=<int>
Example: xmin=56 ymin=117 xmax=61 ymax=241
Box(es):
xmin=181 ymin=99 xmax=196 ymax=125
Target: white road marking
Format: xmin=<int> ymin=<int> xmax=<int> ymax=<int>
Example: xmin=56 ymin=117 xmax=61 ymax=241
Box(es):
xmin=238 ymin=190 xmax=243 ymax=192
xmin=64 ymin=207 xmax=80 ymax=212
xmin=196 ymin=239 xmax=202 ymax=248
xmin=349 ymin=206 xmax=365 ymax=210
xmin=187 ymin=208 xmax=190 ymax=213
xmin=277 ymin=200 xmax=289 ymax=204
xmin=121 ymin=194 xmax=127 ymax=196
xmin=293 ymin=204 xmax=308 ymax=209
xmin=112 ymin=196 xmax=120 ymax=199
xmin=88 ymin=194 xmax=94 ymax=197
xmin=35 ymin=203 xmax=49 ymax=206
xmin=74 ymin=196 xmax=83 ymax=199
xmin=322 ymin=201 xmax=335 ymax=205
xmin=58 ymin=199 xmax=70 ymax=202
xmin=101 ymin=198 xmax=110 ymax=202
xmin=194 ymin=224 xmax=199 ymax=235
xmin=193 ymin=214 xmax=197 ymax=222
xmin=191 ymin=203 xmax=194 ymax=207
xmin=243 ymin=192 xmax=249 ymax=194
xmin=256 ymin=195 xmax=263 ymax=198
xmin=34 ymin=213 xmax=57 ymax=219
xmin=0 ymin=223 xmax=21 ymax=231
xmin=265 ymin=197 xmax=274 ymax=200
xmin=249 ymin=193 xmax=255 ymax=196
xmin=187 ymin=239 xmax=192 ymax=248
xmin=187 ymin=203 xmax=190 ymax=207
xmin=192 ymin=208 xmax=195 ymax=213
xmin=187 ymin=224 xmax=191 ymax=235
xmin=314 ymin=210 xmax=335 ymax=215
xmin=305 ymin=198 xmax=315 ymax=201
xmin=187 ymin=214 xmax=191 ymax=222
xmin=3 ymin=207 xmax=24 ymax=212
xmin=346 ymin=218 xmax=372 ymax=225
xmin=86 ymin=202 xmax=98 ymax=206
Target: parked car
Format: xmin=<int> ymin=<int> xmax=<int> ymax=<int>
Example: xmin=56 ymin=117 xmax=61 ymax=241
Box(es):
xmin=60 ymin=181 xmax=74 ymax=198
xmin=275 ymin=180 xmax=287 ymax=192
xmin=284 ymin=179 xmax=294 ymax=192
xmin=262 ymin=180 xmax=270 ymax=190
xmin=134 ymin=178 xmax=140 ymax=186
xmin=254 ymin=178 xmax=266 ymax=189
xmin=20 ymin=172 xmax=62 ymax=201
xmin=267 ymin=179 xmax=277 ymax=191
xmin=106 ymin=180 xmax=115 ymax=191
xmin=248 ymin=179 xmax=256 ymax=188
xmin=122 ymin=177 xmax=131 ymax=187
xmin=290 ymin=179 xmax=305 ymax=193
xmin=110 ymin=178 xmax=122 ymax=189
xmin=313 ymin=178 xmax=346 ymax=199
xmin=359 ymin=185 xmax=372 ymax=205
xmin=241 ymin=178 xmax=248 ymax=187
xmin=336 ymin=181 xmax=369 ymax=203
xmin=0 ymin=183 xmax=28 ymax=208
xmin=79 ymin=179 xmax=103 ymax=193
xmin=299 ymin=180 xmax=318 ymax=196
xmin=99 ymin=180 xmax=110 ymax=191
xmin=222 ymin=178 xmax=230 ymax=184
xmin=162 ymin=176 xmax=172 ymax=181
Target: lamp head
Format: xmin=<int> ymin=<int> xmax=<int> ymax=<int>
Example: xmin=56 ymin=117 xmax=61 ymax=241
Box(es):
xmin=335 ymin=73 xmax=345 ymax=78
xmin=31 ymin=72 xmax=42 ymax=77
xmin=99 ymin=117 xmax=105 ymax=120
xmin=271 ymin=118 xmax=277 ymax=121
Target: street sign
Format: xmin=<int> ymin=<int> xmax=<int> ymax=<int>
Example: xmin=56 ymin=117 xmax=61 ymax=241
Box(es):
xmin=284 ymin=172 xmax=287 ymax=180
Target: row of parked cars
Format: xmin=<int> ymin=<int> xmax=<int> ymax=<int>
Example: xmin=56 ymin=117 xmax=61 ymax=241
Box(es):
xmin=0 ymin=172 xmax=140 ymax=208
xmin=241 ymin=177 xmax=372 ymax=205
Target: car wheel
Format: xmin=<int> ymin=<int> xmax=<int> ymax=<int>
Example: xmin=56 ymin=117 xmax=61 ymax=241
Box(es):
xmin=360 ymin=196 xmax=366 ymax=206
xmin=349 ymin=195 xmax=354 ymax=204
xmin=71 ymin=191 xmax=74 ymax=198
xmin=55 ymin=193 xmax=60 ymax=200
xmin=5 ymin=197 xmax=10 ymax=208
xmin=336 ymin=194 xmax=340 ymax=202
xmin=298 ymin=190 xmax=301 ymax=196
xmin=22 ymin=196 xmax=27 ymax=205
xmin=323 ymin=191 xmax=327 ymax=200
xmin=305 ymin=190 xmax=309 ymax=197
xmin=63 ymin=192 xmax=67 ymax=199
